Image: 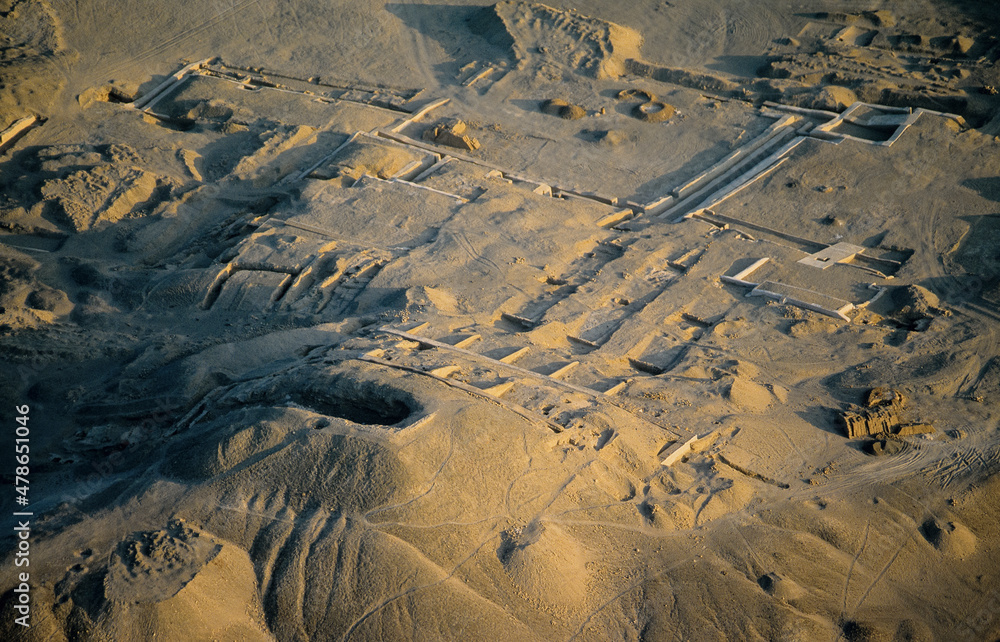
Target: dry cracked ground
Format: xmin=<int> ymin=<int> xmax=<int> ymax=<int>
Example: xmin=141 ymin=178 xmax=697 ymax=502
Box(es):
xmin=1 ymin=1 xmax=1000 ymax=640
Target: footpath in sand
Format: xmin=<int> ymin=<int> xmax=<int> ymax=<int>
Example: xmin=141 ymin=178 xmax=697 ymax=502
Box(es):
xmin=1 ymin=1 xmax=999 ymax=640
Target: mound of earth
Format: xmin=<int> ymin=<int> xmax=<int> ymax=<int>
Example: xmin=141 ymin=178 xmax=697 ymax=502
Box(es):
xmin=541 ymin=98 xmax=586 ymax=120
xmin=5 ymin=520 xmax=273 ymax=642
xmin=0 ymin=0 xmax=68 ymax=119
xmin=725 ymin=375 xmax=772 ymax=412
xmin=920 ymin=518 xmax=977 ymax=559
xmin=1 ymin=0 xmax=1000 ymax=640
xmin=472 ymin=1 xmax=643 ymax=79
xmin=500 ymin=521 xmax=589 ymax=610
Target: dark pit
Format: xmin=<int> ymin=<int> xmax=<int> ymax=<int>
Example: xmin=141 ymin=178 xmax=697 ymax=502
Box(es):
xmin=291 ymin=377 xmax=419 ymax=427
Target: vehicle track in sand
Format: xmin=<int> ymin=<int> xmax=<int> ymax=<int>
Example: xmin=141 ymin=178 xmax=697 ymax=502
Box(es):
xmin=102 ymin=0 xmax=260 ymax=79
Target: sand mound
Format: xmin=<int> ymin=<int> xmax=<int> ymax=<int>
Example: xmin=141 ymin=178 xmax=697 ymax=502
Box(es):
xmin=697 ymin=473 xmax=756 ymax=523
xmin=500 ymin=521 xmax=588 ymax=610
xmin=789 ymin=318 xmax=835 ymax=337
xmin=166 ymin=408 xmax=410 ymax=512
xmin=0 ymin=0 xmax=67 ymax=119
xmin=0 ymin=246 xmax=73 ymax=332
xmin=891 ymin=285 xmax=941 ymax=317
xmin=920 ymin=518 xmax=977 ymax=559
xmin=757 ymin=572 xmax=806 ymax=602
xmin=643 ymin=497 xmax=695 ymax=530
xmin=632 ymin=100 xmax=675 ymax=122
xmin=866 ymin=284 xmax=945 ymax=331
xmin=541 ymin=98 xmax=586 ymax=120
xmin=473 ymin=1 xmax=643 ymax=79
xmin=840 ymin=620 xmax=895 ymax=642
xmin=231 ymin=125 xmax=319 ymax=187
xmin=809 ymin=86 xmax=857 ymax=112
xmin=49 ymin=520 xmax=272 ymax=642
xmin=314 ymin=135 xmax=427 ymax=182
xmin=40 ymin=164 xmax=160 ymax=232
xmin=725 ymin=375 xmax=772 ymax=412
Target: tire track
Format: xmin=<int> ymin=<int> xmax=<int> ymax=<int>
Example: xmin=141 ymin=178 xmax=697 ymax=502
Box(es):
xmin=841 ymin=519 xmax=870 ymax=616
xmin=567 ymin=551 xmax=698 ymax=641
xmin=104 ymin=0 xmax=258 ymax=79
xmin=849 ymin=527 xmax=914 ymax=617
xmin=340 ymin=529 xmax=503 ymax=642
xmin=364 ymin=422 xmax=457 ymax=521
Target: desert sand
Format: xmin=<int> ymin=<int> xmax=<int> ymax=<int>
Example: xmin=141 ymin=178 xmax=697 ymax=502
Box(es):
xmin=1 ymin=0 xmax=999 ymax=640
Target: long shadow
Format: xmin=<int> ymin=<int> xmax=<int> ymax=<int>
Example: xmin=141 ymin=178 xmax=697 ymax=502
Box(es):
xmin=705 ymin=55 xmax=770 ymax=78
xmin=961 ymin=177 xmax=1000 ymax=203
xmin=930 ymin=213 xmax=1000 ymax=302
xmin=0 ymin=144 xmax=95 ymax=232
xmin=922 ymin=273 xmax=999 ymax=308
xmin=934 ymin=0 xmax=1000 ymax=36
xmin=795 ymin=405 xmax=844 ymax=437
xmin=384 ymin=3 xmax=514 ymax=87
xmin=630 ymin=139 xmax=735 ymax=204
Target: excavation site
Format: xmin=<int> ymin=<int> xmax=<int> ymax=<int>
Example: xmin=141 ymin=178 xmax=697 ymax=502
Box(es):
xmin=1 ymin=1 xmax=999 ymax=640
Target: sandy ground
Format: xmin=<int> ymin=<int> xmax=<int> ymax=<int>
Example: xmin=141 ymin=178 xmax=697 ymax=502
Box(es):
xmin=1 ymin=1 xmax=999 ymax=640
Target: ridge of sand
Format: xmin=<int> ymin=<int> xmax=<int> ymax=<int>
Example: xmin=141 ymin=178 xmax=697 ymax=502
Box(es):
xmin=473 ymin=1 xmax=643 ymax=79
xmin=1 ymin=0 xmax=999 ymax=640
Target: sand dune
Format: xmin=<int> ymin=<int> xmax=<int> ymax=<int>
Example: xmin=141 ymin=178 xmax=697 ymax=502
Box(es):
xmin=1 ymin=0 xmax=1000 ymax=640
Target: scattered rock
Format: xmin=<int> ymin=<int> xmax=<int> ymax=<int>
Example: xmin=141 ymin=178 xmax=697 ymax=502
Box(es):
xmin=864 ymin=387 xmax=901 ymax=408
xmin=809 ymin=86 xmax=857 ymax=111
xmin=40 ymin=164 xmax=159 ymax=232
xmin=864 ymin=435 xmax=908 ymax=456
xmin=425 ymin=119 xmax=481 ymax=150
